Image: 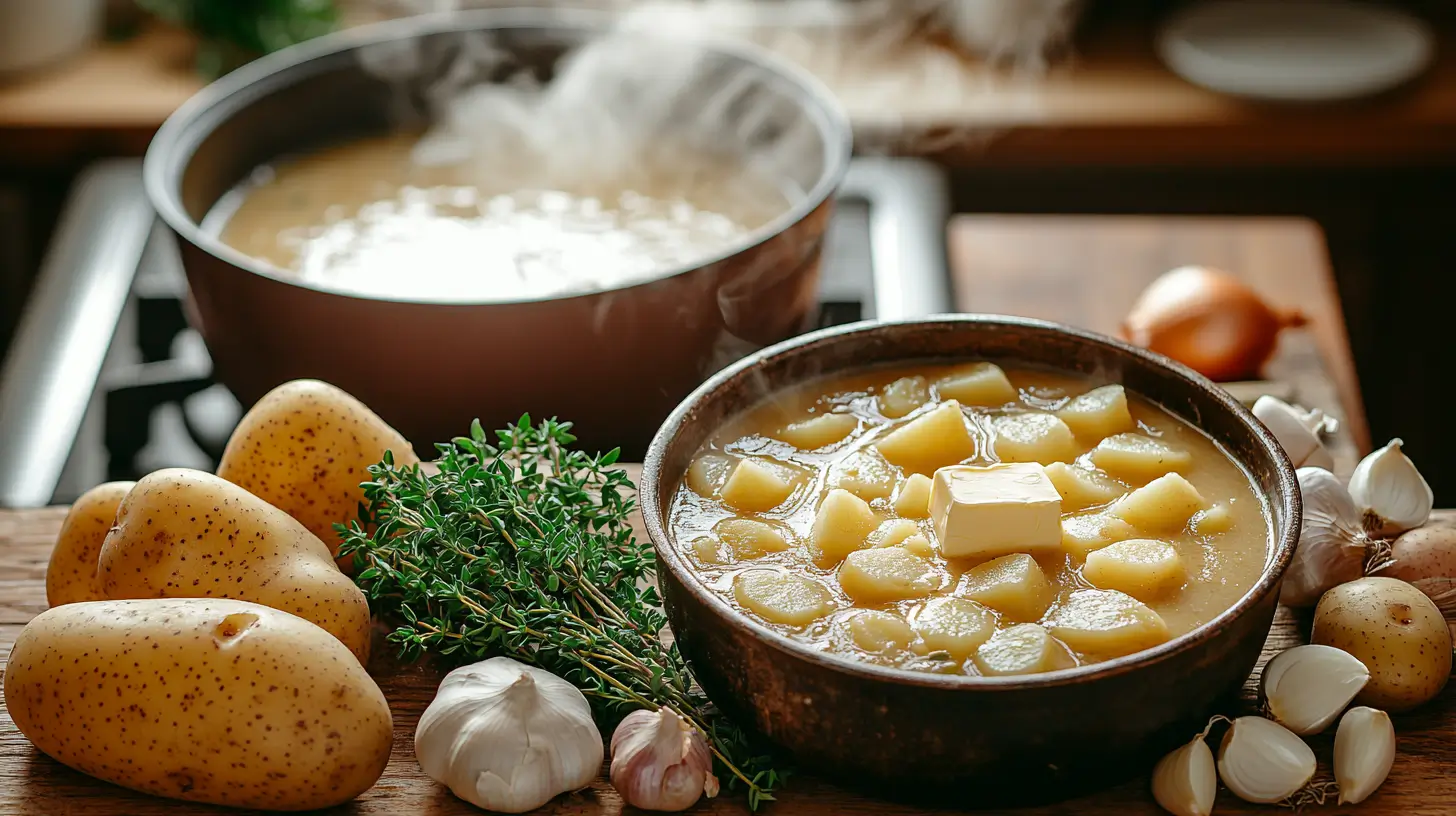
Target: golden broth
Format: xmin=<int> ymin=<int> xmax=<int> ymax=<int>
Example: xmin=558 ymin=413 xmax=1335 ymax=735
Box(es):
xmin=669 ymin=363 xmax=1272 ymax=676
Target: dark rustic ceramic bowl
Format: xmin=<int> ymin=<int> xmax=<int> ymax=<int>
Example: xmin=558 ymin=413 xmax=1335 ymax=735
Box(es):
xmin=640 ymin=315 xmax=1301 ymax=805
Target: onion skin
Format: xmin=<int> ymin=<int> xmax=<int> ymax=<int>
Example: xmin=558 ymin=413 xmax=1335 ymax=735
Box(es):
xmin=1121 ymin=266 xmax=1305 ymax=382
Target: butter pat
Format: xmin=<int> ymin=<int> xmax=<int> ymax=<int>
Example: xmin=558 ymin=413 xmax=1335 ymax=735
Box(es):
xmin=930 ymin=463 xmax=1063 ymax=559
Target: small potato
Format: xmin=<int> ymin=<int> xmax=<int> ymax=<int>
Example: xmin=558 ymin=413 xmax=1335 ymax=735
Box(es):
xmin=894 ymin=473 xmax=934 ymax=519
xmin=3 ymin=598 xmax=392 ymax=810
xmin=830 ymin=450 xmax=899 ymax=502
xmin=875 ymin=400 xmax=977 ymax=475
xmin=869 ymin=519 xmax=921 ymax=549
xmin=1047 ymin=589 xmax=1171 ymax=657
xmin=217 ymin=379 xmax=419 ymax=571
xmin=956 ymin=553 xmax=1055 ymax=621
xmin=686 ymin=452 xmax=736 ymax=497
xmin=838 ymin=548 xmax=940 ymax=603
xmin=1111 ymin=473 xmax=1206 ymax=531
xmin=1083 ymin=539 xmax=1186 ymax=600
xmin=811 ymin=489 xmax=881 ymax=567
xmin=1190 ymin=503 xmax=1235 ymax=536
xmin=1383 ymin=511 xmax=1456 ymax=597
xmin=991 ymin=413 xmax=1078 ymax=465
xmin=900 ymin=534 xmax=936 ymax=559
xmin=974 ymin=623 xmax=1074 ymax=676
xmin=936 ymin=363 xmax=1017 ymax=407
xmin=720 ymin=458 xmax=798 ymax=512
xmin=1090 ymin=433 xmax=1193 ymax=484
xmin=714 ymin=518 xmax=792 ymax=561
xmin=774 ymin=412 xmax=858 ymax=450
xmin=848 ymin=610 xmax=916 ymax=653
xmin=1056 ymin=385 xmax=1134 ymax=440
xmin=1312 ymin=576 xmax=1452 ymax=712
xmin=1061 ymin=511 xmax=1138 ymax=558
xmin=1043 ymin=462 xmax=1128 ymax=511
xmin=912 ymin=597 xmax=997 ymax=660
xmin=46 ymin=481 xmax=134 ymax=607
xmin=879 ymin=376 xmax=930 ymax=419
xmin=734 ymin=569 xmax=835 ymax=627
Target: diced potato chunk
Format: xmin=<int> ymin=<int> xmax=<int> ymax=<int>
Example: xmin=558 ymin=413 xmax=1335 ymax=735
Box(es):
xmin=838 ymin=548 xmax=940 ymax=603
xmin=1061 ymin=512 xmax=1138 ymax=558
xmin=1111 ymin=473 xmax=1206 ymax=531
xmin=1046 ymin=589 xmax=1171 ymax=657
xmin=893 ymin=473 xmax=933 ymax=518
xmin=691 ymin=535 xmax=725 ymax=564
xmin=956 ymin=553 xmax=1055 ymax=621
xmin=848 ymin=610 xmax=916 ymax=654
xmin=991 ymin=413 xmax=1078 ymax=465
xmin=911 ymin=597 xmax=996 ymax=660
xmin=1044 ymin=462 xmax=1129 ymax=511
xmin=1056 ymin=385 xmax=1135 ymax=440
xmin=1083 ymin=539 xmax=1186 ymax=600
xmin=734 ymin=570 xmax=834 ymax=627
xmin=973 ymin=623 xmax=1074 ymax=677
xmin=720 ymin=458 xmax=798 ymax=512
xmin=879 ymin=376 xmax=930 ymax=419
xmin=900 ymin=534 xmax=936 ymax=559
xmin=1090 ymin=433 xmax=1193 ymax=484
xmin=875 ymin=400 xmax=977 ymax=475
xmin=1191 ymin=503 xmax=1235 ymax=536
xmin=936 ymin=363 xmax=1017 ymax=406
xmin=714 ymin=518 xmax=791 ymax=560
xmin=830 ymin=450 xmax=899 ymax=501
xmin=686 ymin=452 xmax=735 ymax=497
xmin=810 ymin=489 xmax=880 ymax=567
xmin=774 ymin=412 xmax=858 ymax=450
xmin=870 ymin=519 xmax=920 ymax=549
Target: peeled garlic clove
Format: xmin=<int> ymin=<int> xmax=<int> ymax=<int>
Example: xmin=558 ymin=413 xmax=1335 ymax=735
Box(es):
xmin=1217 ymin=716 xmax=1317 ymax=803
xmin=611 ymin=708 xmax=720 ymax=812
xmin=1281 ymin=467 xmax=1370 ymax=607
xmin=1152 ymin=733 xmax=1216 ymax=816
xmin=1253 ymin=396 xmax=1334 ymax=470
xmin=1260 ymin=644 xmax=1370 ymax=735
xmin=1350 ymin=439 xmax=1433 ymax=537
xmin=1334 ymin=706 xmax=1396 ymax=805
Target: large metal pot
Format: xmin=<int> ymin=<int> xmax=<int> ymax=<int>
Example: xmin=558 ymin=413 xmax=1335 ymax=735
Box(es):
xmin=144 ymin=9 xmax=851 ymax=457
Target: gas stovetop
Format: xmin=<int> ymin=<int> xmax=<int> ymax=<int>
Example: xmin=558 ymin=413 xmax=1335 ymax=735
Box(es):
xmin=0 ymin=158 xmax=952 ymax=508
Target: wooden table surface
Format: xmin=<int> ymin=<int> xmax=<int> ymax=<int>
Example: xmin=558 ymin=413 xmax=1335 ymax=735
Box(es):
xmin=3 ymin=216 xmax=1446 ymax=815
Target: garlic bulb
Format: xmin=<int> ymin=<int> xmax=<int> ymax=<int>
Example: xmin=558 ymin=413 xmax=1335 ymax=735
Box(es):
xmin=1281 ymin=467 xmax=1372 ymax=607
xmin=1350 ymin=439 xmax=1433 ymax=537
xmin=1334 ymin=706 xmax=1396 ymax=805
xmin=415 ymin=657 xmax=604 ymax=813
xmin=1217 ymin=716 xmax=1316 ymax=803
xmin=610 ymin=708 xmax=719 ymax=812
xmin=1260 ymin=644 xmax=1369 ymax=735
xmin=1151 ymin=732 xmax=1216 ymax=816
xmin=1253 ymin=396 xmax=1334 ymax=470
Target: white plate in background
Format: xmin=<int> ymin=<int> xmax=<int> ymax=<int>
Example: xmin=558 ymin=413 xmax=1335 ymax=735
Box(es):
xmin=1157 ymin=0 xmax=1436 ymax=102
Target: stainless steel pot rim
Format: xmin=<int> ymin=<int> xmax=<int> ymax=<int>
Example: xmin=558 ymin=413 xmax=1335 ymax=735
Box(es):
xmin=641 ymin=313 xmax=1302 ymax=691
xmin=143 ymin=6 xmax=853 ymax=307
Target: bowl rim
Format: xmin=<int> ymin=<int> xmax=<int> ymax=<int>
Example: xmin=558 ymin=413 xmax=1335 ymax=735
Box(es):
xmin=141 ymin=6 xmax=853 ymax=307
xmin=641 ymin=313 xmax=1302 ymax=690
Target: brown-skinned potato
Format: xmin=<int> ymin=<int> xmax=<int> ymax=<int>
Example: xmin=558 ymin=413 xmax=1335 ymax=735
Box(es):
xmin=45 ymin=481 xmax=134 ymax=606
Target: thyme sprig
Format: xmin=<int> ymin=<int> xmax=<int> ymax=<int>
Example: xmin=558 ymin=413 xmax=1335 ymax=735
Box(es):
xmin=339 ymin=416 xmax=784 ymax=809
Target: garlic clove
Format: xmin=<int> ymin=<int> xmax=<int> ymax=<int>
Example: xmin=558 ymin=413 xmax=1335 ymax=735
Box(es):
xmin=1350 ymin=439 xmax=1433 ymax=537
xmin=1151 ymin=733 xmax=1216 ymax=816
xmin=611 ymin=708 xmax=719 ymax=812
xmin=1217 ymin=716 xmax=1317 ymax=803
xmin=1253 ymin=396 xmax=1334 ymax=470
xmin=1334 ymin=706 xmax=1396 ymax=805
xmin=1260 ymin=644 xmax=1370 ymax=735
xmin=1281 ymin=467 xmax=1370 ymax=607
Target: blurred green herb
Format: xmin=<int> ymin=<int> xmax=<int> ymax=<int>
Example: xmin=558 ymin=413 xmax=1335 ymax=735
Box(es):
xmin=339 ymin=416 xmax=785 ymax=809
xmin=137 ymin=0 xmax=338 ymax=77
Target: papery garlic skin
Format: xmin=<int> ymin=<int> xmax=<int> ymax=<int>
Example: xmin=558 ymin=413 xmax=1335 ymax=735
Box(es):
xmin=415 ymin=657 xmax=604 ymax=814
xmin=1260 ymin=644 xmax=1369 ymax=735
xmin=611 ymin=708 xmax=719 ymax=812
xmin=1350 ymin=439 xmax=1433 ymax=537
xmin=1282 ymin=467 xmax=1370 ymax=607
xmin=1253 ymin=396 xmax=1334 ymax=470
xmin=1151 ymin=734 xmax=1216 ymax=816
xmin=1217 ymin=716 xmax=1316 ymax=803
xmin=1335 ymin=706 xmax=1396 ymax=805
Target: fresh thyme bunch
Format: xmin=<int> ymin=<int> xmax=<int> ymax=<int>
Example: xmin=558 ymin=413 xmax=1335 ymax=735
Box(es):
xmin=339 ymin=416 xmax=784 ymax=809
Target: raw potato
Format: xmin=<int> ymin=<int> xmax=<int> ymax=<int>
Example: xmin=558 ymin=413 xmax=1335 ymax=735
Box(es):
xmin=869 ymin=519 xmax=920 ymax=549
xmin=46 ymin=481 xmax=134 ymax=606
xmin=774 ymin=413 xmax=858 ymax=450
xmin=991 ymin=413 xmax=1078 ymax=465
xmin=1112 ymin=473 xmax=1206 ymax=531
xmin=912 ymin=597 xmax=997 ymax=660
xmin=894 ymin=473 xmax=933 ymax=518
xmin=1383 ymin=511 xmax=1456 ymax=604
xmin=875 ymin=400 xmax=977 ymax=475
xmin=1311 ymin=576 xmax=1452 ymax=712
xmin=216 ymin=379 xmax=419 ymax=570
xmin=686 ymin=453 xmax=735 ymax=498
xmin=720 ymin=458 xmax=799 ymax=512
xmin=734 ymin=569 xmax=834 ymax=627
xmin=936 ymin=363 xmax=1017 ymax=406
xmin=1090 ymin=433 xmax=1193 ymax=484
xmin=1047 ymin=589 xmax=1171 ymax=657
xmin=838 ymin=548 xmax=939 ymax=603
xmin=98 ymin=468 xmax=373 ymax=664
xmin=1191 ymin=503 xmax=1235 ymax=536
xmin=1043 ymin=462 xmax=1128 ymax=511
xmin=3 ymin=598 xmax=392 ymax=810
xmin=1061 ymin=511 xmax=1138 ymax=558
xmin=956 ymin=553 xmax=1055 ymax=621
xmin=1083 ymin=539 xmax=1186 ymax=600
xmin=1056 ymin=385 xmax=1135 ymax=440
xmin=879 ymin=376 xmax=930 ymax=418
xmin=974 ymin=623 xmax=1074 ymax=676
xmin=811 ymin=489 xmax=880 ymax=566
xmin=848 ymin=610 xmax=916 ymax=653
xmin=830 ymin=450 xmax=899 ymax=501
xmin=713 ymin=518 xmax=791 ymax=561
